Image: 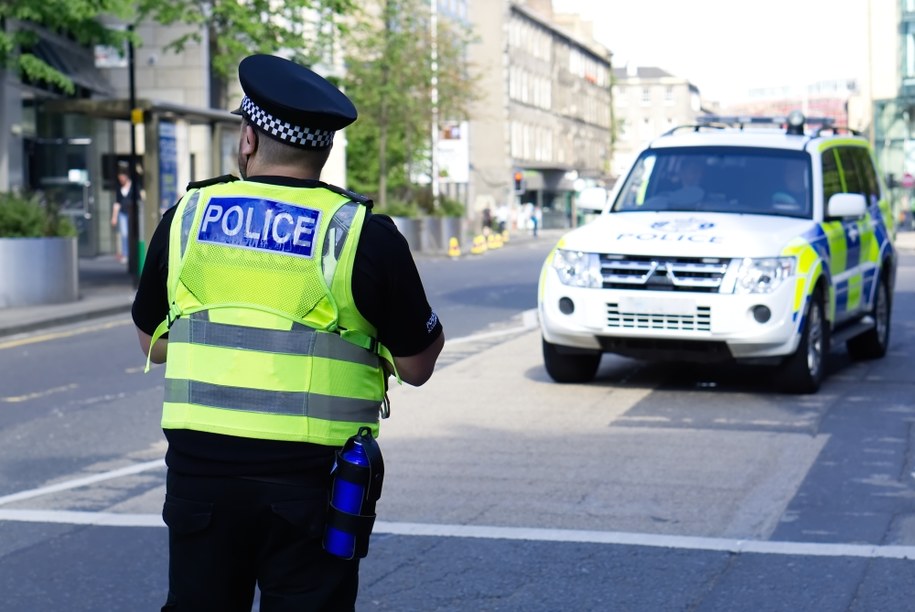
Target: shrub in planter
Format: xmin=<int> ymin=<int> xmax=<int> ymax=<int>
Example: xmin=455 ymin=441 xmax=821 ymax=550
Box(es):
xmin=0 ymin=191 xmax=77 ymax=238
xmin=0 ymin=191 xmax=79 ymax=308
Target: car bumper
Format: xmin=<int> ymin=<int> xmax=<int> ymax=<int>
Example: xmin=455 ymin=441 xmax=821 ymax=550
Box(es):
xmin=539 ymin=271 xmax=804 ymax=360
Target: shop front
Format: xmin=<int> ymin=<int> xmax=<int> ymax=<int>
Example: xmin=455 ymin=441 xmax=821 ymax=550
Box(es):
xmin=35 ymin=98 xmax=240 ymax=261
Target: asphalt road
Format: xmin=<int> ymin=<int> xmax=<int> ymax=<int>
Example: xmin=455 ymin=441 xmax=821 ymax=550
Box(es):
xmin=0 ymin=240 xmax=913 ymax=611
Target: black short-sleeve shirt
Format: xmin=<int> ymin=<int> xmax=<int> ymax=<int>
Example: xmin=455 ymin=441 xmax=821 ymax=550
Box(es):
xmin=131 ymin=175 xmax=443 ymax=476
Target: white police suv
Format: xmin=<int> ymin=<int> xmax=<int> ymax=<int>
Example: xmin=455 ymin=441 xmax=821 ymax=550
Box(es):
xmin=538 ymin=112 xmax=898 ymax=393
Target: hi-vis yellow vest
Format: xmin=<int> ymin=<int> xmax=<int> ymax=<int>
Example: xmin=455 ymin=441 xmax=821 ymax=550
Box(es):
xmin=147 ymin=179 xmax=395 ymax=446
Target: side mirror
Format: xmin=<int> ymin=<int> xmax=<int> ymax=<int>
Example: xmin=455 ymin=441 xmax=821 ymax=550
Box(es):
xmin=826 ymin=193 xmax=867 ymax=219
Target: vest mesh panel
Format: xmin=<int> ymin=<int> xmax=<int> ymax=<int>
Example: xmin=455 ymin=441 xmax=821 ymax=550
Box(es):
xmin=181 ymin=243 xmax=329 ymax=320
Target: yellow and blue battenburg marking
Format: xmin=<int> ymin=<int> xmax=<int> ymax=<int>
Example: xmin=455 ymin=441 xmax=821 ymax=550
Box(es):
xmin=791 ymin=198 xmax=895 ymax=321
xmin=197 ymin=196 xmax=322 ymax=258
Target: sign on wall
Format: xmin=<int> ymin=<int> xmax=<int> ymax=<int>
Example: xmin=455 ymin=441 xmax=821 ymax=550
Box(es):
xmin=159 ymin=121 xmax=179 ymax=214
xmin=437 ymin=121 xmax=469 ymax=184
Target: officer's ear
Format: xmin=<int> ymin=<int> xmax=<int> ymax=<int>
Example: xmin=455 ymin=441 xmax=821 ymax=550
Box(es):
xmin=240 ymin=124 xmax=258 ymax=157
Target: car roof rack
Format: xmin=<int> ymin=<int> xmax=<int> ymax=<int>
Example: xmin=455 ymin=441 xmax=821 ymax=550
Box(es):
xmin=813 ymin=125 xmax=861 ymax=137
xmin=661 ymin=112 xmax=844 ymax=137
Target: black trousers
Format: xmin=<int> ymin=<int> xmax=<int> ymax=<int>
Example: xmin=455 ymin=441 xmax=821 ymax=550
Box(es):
xmin=161 ymin=470 xmax=359 ymax=612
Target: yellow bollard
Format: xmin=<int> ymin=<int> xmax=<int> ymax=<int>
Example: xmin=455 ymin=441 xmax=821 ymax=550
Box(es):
xmin=448 ymin=236 xmax=461 ymax=258
xmin=470 ymin=234 xmax=487 ymax=255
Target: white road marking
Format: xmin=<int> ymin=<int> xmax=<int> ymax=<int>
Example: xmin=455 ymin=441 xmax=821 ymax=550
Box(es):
xmin=447 ymin=309 xmax=538 ymax=346
xmin=374 ymin=522 xmax=915 ymax=560
xmin=0 ymin=319 xmax=130 ymax=351
xmin=2 ymin=383 xmax=79 ymax=403
xmin=0 ymin=509 xmax=163 ymax=527
xmin=0 ymin=510 xmax=911 ymax=560
xmin=0 ymin=459 xmax=165 ymax=506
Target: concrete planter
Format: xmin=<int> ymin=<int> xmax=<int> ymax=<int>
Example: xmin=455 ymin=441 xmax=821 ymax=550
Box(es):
xmin=439 ymin=216 xmax=464 ymax=249
xmin=390 ymin=216 xmax=465 ymax=254
xmin=0 ymin=237 xmax=79 ymax=307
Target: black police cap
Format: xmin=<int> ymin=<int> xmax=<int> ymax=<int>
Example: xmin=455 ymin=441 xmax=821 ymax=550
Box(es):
xmin=232 ymin=54 xmax=357 ymax=150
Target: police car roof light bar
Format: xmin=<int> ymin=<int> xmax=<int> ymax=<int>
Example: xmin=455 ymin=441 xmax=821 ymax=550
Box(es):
xmin=664 ymin=113 xmax=836 ymax=135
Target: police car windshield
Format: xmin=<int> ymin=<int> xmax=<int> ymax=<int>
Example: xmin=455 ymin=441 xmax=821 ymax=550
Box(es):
xmin=612 ymin=147 xmax=812 ymax=219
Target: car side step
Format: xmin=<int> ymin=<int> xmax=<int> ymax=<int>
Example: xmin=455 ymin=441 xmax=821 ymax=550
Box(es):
xmin=831 ymin=316 xmax=875 ymax=346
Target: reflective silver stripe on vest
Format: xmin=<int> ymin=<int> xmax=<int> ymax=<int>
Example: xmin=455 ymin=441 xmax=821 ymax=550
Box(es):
xmin=164 ymin=379 xmax=380 ymax=422
xmin=179 ymin=191 xmax=201 ymax=257
xmin=169 ymin=315 xmax=379 ymax=367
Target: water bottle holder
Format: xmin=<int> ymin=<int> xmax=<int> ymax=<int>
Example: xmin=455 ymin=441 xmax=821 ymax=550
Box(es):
xmin=325 ymin=504 xmax=377 ymax=559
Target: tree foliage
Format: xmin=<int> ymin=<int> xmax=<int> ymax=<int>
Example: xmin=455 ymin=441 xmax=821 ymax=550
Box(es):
xmin=1 ymin=0 xmax=355 ymax=97
xmin=2 ymin=0 xmax=481 ymax=214
xmin=342 ymin=0 xmax=480 ymax=212
xmin=133 ymin=0 xmax=357 ymax=84
xmin=0 ymin=0 xmax=134 ymax=94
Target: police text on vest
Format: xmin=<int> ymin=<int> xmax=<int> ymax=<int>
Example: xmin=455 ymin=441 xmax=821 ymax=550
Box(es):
xmin=198 ymin=197 xmax=321 ymax=258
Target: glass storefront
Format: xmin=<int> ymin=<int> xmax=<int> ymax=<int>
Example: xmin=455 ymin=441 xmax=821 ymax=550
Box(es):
xmin=24 ymin=104 xmax=118 ymax=258
xmin=873 ymin=98 xmax=915 ymax=223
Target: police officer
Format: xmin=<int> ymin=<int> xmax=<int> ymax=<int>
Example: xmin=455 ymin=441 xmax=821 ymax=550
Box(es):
xmin=131 ymin=54 xmax=445 ymax=611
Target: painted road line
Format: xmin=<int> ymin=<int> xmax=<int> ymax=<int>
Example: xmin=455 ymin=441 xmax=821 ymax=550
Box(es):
xmin=373 ymin=522 xmax=915 ymax=560
xmin=2 ymin=383 xmax=79 ymax=403
xmin=0 ymin=510 xmax=912 ymax=561
xmin=0 ymin=319 xmax=130 ymax=351
xmin=447 ymin=309 xmax=539 ymax=346
xmin=0 ymin=459 xmax=165 ymax=506
xmin=0 ymin=509 xmax=163 ymax=527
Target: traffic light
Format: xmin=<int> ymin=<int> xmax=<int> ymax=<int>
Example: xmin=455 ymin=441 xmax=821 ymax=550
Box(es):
xmin=513 ymin=171 xmax=524 ymax=193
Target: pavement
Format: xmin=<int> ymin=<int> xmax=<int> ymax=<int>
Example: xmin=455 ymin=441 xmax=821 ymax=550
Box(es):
xmin=1 ymin=228 xmax=913 ymax=339
xmin=0 ymin=255 xmax=137 ymax=338
xmin=0 ymin=227 xmax=560 ymax=338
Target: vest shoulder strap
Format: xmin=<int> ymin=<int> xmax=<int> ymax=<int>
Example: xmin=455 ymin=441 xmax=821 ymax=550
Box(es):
xmin=186 ymin=174 xmax=239 ymax=190
xmin=323 ymin=183 xmax=374 ymax=209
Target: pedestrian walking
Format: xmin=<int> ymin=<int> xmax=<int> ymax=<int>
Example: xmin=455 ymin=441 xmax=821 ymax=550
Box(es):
xmin=111 ymin=163 xmax=138 ymax=263
xmin=131 ymin=53 xmax=444 ymax=611
xmin=531 ymin=204 xmax=542 ymax=237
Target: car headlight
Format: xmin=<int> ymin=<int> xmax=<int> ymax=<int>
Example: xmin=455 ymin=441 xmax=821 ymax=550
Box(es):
xmin=732 ymin=257 xmax=795 ymax=294
xmin=551 ymin=249 xmax=602 ymax=288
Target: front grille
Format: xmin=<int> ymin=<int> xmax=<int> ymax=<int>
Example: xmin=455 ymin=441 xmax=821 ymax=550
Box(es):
xmin=601 ymin=255 xmax=729 ymax=293
xmin=607 ymin=303 xmax=712 ymax=332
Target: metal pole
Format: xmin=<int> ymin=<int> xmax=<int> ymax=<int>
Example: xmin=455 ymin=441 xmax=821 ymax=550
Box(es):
xmin=127 ymin=25 xmax=140 ymax=286
xmin=430 ymin=0 xmax=440 ymax=209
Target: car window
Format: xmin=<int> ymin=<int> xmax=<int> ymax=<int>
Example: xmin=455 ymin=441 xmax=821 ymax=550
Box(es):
xmin=612 ymin=147 xmax=811 ymax=218
xmin=821 ymin=149 xmax=843 ymax=204
xmin=837 ymin=147 xmax=864 ymax=194
xmin=851 ymin=147 xmax=880 ymax=206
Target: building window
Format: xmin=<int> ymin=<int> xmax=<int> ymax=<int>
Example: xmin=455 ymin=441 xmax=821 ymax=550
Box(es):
xmin=907 ymin=22 xmax=915 ymax=81
xmin=640 ymin=117 xmax=652 ymax=140
xmin=641 ymin=87 xmax=651 ymax=104
xmin=665 ymin=86 xmax=674 ymax=104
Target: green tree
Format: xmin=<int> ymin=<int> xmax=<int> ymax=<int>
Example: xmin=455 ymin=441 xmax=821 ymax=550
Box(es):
xmin=342 ymin=0 xmax=479 ymax=212
xmin=1 ymin=0 xmax=355 ymax=103
xmin=133 ymin=0 xmax=356 ymax=107
xmin=0 ymin=0 xmax=134 ymax=94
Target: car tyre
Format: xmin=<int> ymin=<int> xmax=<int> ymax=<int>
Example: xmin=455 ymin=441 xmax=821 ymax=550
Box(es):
xmin=542 ymin=338 xmax=601 ymax=383
xmin=778 ymin=292 xmax=828 ymax=394
xmin=846 ymin=274 xmax=891 ymax=360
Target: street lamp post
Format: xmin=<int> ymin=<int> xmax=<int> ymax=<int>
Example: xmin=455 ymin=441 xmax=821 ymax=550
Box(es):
xmin=127 ymin=25 xmax=141 ymax=286
xmin=430 ymin=0 xmax=440 ymax=209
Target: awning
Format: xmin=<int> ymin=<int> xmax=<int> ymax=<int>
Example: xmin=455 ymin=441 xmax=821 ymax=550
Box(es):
xmin=28 ymin=30 xmax=115 ymax=97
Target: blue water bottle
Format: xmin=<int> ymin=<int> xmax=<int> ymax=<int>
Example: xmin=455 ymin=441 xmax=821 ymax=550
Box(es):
xmin=324 ymin=426 xmax=384 ymax=559
xmin=324 ymin=438 xmax=370 ymax=559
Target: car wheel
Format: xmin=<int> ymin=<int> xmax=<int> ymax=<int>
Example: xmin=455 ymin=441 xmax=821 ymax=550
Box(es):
xmin=778 ymin=292 xmax=828 ymax=394
xmin=846 ymin=274 xmax=891 ymax=360
xmin=542 ymin=338 xmax=601 ymax=383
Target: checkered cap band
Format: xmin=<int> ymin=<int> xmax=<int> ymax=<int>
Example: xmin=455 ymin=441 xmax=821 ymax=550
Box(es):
xmin=240 ymin=96 xmax=335 ymax=149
